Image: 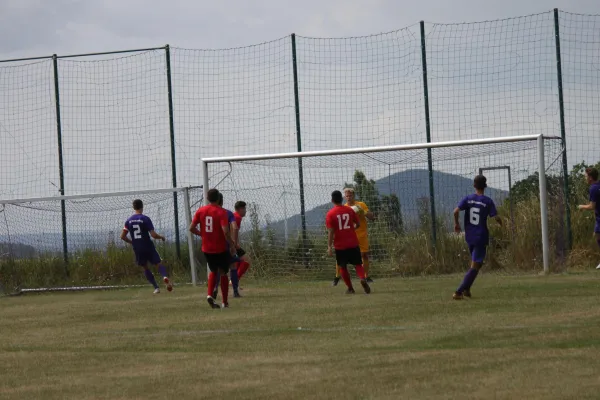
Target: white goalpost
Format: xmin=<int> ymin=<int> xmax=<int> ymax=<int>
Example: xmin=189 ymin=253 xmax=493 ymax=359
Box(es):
xmin=0 ymin=186 xmax=203 ymax=292
xmin=202 ymin=134 xmax=564 ymax=276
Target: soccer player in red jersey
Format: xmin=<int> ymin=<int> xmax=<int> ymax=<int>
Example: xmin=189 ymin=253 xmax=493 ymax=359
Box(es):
xmin=325 ymin=190 xmax=371 ymax=294
xmin=233 ymin=201 xmax=251 ymax=282
xmin=189 ymin=188 xmax=236 ymax=309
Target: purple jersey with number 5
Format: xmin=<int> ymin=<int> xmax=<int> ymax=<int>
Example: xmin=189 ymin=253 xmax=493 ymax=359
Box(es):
xmin=457 ymin=194 xmax=497 ymax=246
xmin=123 ymin=214 xmax=156 ymax=252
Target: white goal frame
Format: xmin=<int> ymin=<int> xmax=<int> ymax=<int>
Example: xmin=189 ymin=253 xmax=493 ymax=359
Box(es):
xmin=202 ymin=134 xmax=560 ymax=274
xmin=0 ymin=186 xmax=200 ymax=287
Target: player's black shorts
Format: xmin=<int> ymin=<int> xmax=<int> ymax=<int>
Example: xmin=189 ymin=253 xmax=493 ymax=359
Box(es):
xmin=203 ymin=251 xmax=231 ymax=273
xmin=335 ymin=246 xmax=363 ymax=268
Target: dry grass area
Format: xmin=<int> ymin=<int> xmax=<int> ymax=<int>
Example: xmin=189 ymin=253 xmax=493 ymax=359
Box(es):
xmin=2 ymin=273 xmax=600 ymax=399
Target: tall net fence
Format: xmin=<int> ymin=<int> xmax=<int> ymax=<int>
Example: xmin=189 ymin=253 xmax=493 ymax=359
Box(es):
xmin=205 ymin=137 xmax=565 ymax=281
xmin=58 ymin=50 xmax=173 ymax=194
xmin=0 ymin=59 xmax=59 ymax=199
xmin=295 ymin=26 xmax=425 ymax=150
xmin=0 ymin=187 xmax=203 ymax=290
xmin=171 ymin=39 xmax=297 ymax=188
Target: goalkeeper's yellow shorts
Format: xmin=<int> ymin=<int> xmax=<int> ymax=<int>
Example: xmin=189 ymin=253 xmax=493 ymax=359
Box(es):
xmin=358 ymin=237 xmax=369 ymax=253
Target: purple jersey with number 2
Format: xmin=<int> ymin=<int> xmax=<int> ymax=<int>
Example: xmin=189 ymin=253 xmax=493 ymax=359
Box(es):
xmin=123 ymin=214 xmax=156 ymax=252
xmin=457 ymin=194 xmax=498 ymax=246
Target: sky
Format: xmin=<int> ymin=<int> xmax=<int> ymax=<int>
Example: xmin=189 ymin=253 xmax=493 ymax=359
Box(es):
xmin=1 ymin=0 xmax=600 ymax=59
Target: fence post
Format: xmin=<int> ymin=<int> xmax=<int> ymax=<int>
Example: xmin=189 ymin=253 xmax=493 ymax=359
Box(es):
xmin=291 ymin=34 xmax=308 ymax=264
xmin=553 ymin=9 xmax=572 ymax=251
xmin=165 ymin=45 xmax=181 ymax=259
xmin=419 ymin=21 xmax=437 ymax=249
xmin=52 ymin=54 xmax=69 ymax=276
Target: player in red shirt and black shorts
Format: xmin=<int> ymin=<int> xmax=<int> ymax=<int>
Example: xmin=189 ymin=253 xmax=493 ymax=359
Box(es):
xmin=190 ymin=188 xmax=236 ymax=309
xmin=325 ymin=190 xmax=371 ymax=295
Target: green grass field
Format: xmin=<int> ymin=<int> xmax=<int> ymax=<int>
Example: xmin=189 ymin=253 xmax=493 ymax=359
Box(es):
xmin=2 ymin=273 xmax=600 ymax=400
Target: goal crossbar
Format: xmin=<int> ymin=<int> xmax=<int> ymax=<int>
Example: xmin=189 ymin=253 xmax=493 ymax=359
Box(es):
xmin=202 ymin=134 xmax=559 ymax=274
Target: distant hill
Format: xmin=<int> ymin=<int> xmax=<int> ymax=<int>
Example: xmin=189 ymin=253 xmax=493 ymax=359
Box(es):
xmin=264 ymin=169 xmax=507 ymax=235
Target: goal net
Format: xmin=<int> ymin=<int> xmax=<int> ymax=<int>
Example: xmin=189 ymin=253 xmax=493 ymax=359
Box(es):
xmin=0 ymin=187 xmax=204 ymax=293
xmin=202 ymin=135 xmax=566 ymax=281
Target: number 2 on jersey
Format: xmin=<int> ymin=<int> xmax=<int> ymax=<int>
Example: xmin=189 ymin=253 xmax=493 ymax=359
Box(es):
xmin=469 ymin=208 xmax=480 ymax=225
xmin=205 ymin=216 xmax=213 ymax=232
xmin=337 ymin=213 xmax=351 ymax=230
xmin=133 ymin=224 xmax=142 ymax=239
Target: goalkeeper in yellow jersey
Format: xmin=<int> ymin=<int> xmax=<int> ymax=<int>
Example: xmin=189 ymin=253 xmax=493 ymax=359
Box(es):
xmin=332 ymin=187 xmax=376 ymax=285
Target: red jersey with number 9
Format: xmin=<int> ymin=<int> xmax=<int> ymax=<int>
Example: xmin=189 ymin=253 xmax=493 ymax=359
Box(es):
xmin=192 ymin=204 xmax=229 ymax=253
xmin=325 ymin=205 xmax=360 ymax=250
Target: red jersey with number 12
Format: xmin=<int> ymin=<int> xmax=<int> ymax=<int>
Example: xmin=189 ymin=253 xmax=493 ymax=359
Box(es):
xmin=325 ymin=205 xmax=360 ymax=250
xmin=191 ymin=204 xmax=229 ymax=253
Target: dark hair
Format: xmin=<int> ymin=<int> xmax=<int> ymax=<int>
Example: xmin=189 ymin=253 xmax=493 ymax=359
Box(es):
xmin=207 ymin=188 xmax=220 ymax=203
xmin=234 ymin=201 xmax=247 ymax=210
xmin=586 ymin=167 xmax=599 ymax=181
xmin=474 ymin=175 xmax=487 ymax=190
xmin=217 ymin=192 xmax=224 ymax=206
xmin=331 ymin=190 xmax=343 ymax=204
xmin=132 ymin=199 xmax=143 ymax=210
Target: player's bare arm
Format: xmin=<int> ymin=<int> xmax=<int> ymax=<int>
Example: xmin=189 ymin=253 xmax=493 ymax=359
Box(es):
xmin=495 ymin=216 xmax=503 ymax=226
xmin=120 ymin=229 xmax=132 ymax=244
xmin=327 ymin=228 xmax=334 ymax=257
xmin=366 ymin=210 xmax=375 ymax=221
xmin=222 ymin=224 xmax=236 ymax=256
xmin=189 ymin=222 xmax=202 ymax=237
xmin=453 ymin=207 xmax=461 ymax=233
xmin=578 ymin=201 xmax=596 ymax=211
xmin=150 ymin=230 xmax=166 ymax=241
xmin=231 ymin=221 xmax=239 ymax=248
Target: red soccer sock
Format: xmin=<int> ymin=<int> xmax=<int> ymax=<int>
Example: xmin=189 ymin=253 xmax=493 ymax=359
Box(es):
xmin=220 ymin=274 xmax=229 ymax=304
xmin=207 ymin=272 xmax=217 ymax=297
xmin=340 ymin=267 xmax=353 ymax=289
xmin=237 ymin=261 xmax=250 ymax=279
xmin=354 ymin=264 xmax=366 ymax=280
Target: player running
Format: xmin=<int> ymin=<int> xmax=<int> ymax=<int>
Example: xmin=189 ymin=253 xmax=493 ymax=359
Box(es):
xmin=452 ymin=175 xmax=502 ymax=300
xmin=120 ymin=199 xmax=173 ymax=294
xmin=233 ymin=201 xmax=251 ymax=282
xmin=577 ymin=167 xmax=600 ymax=269
xmin=326 ymin=190 xmax=371 ymax=295
xmin=332 ymin=187 xmax=375 ymax=286
xmin=189 ymin=189 xmax=236 ymax=309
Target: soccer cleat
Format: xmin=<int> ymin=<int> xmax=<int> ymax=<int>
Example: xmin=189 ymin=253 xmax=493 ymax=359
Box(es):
xmin=212 ymin=288 xmax=218 ymax=300
xmin=360 ymin=279 xmax=371 ymax=294
xmin=207 ymin=296 xmax=221 ymax=309
xmin=453 ymin=292 xmax=464 ymax=300
xmin=163 ymin=277 xmax=173 ymax=292
xmin=463 ymin=289 xmax=472 ymax=298
xmin=345 ymin=288 xmax=356 ymax=294
xmin=222 ymin=302 xmax=229 ymax=308
xmin=153 ymin=288 xmax=160 ymax=294
xmin=332 ymin=277 xmax=340 ymax=286
xmin=233 ymin=291 xmax=242 ymax=298
xmin=366 ymin=277 xmax=374 ymax=283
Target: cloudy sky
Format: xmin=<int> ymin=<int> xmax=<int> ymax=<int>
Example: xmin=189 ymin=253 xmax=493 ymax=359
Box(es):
xmin=1 ymin=0 xmax=600 ymax=59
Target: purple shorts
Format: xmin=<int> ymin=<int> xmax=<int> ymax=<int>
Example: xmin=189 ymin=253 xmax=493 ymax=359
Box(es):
xmin=468 ymin=245 xmax=487 ymax=264
xmin=134 ymin=248 xmax=161 ymax=266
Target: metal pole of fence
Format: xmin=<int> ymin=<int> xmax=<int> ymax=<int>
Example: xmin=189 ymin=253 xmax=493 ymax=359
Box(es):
xmin=52 ymin=55 xmax=69 ymax=276
xmin=553 ymin=8 xmax=572 ymax=252
xmin=165 ymin=45 xmax=181 ymax=260
xmin=420 ymin=21 xmax=437 ymax=249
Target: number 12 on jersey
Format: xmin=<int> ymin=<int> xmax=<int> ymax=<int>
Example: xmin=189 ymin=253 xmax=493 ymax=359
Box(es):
xmin=337 ymin=213 xmax=351 ymax=230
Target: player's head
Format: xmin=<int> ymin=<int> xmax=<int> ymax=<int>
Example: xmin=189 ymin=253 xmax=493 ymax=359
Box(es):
xmin=331 ymin=190 xmax=343 ymax=205
xmin=207 ymin=188 xmax=220 ymax=204
xmin=474 ymin=175 xmax=487 ymax=192
xmin=343 ymin=187 xmax=355 ymax=202
xmin=132 ymin=199 xmax=143 ymax=212
xmin=234 ymin=200 xmax=247 ymax=217
xmin=217 ymin=192 xmax=224 ymax=207
xmin=585 ymin=167 xmax=599 ymax=184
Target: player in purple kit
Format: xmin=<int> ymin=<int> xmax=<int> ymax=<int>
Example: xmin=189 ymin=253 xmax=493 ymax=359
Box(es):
xmin=577 ymin=167 xmax=600 ymax=269
xmin=212 ymin=193 xmax=242 ymax=299
xmin=452 ymin=175 xmax=502 ymax=300
xmin=120 ymin=199 xmax=173 ymax=294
